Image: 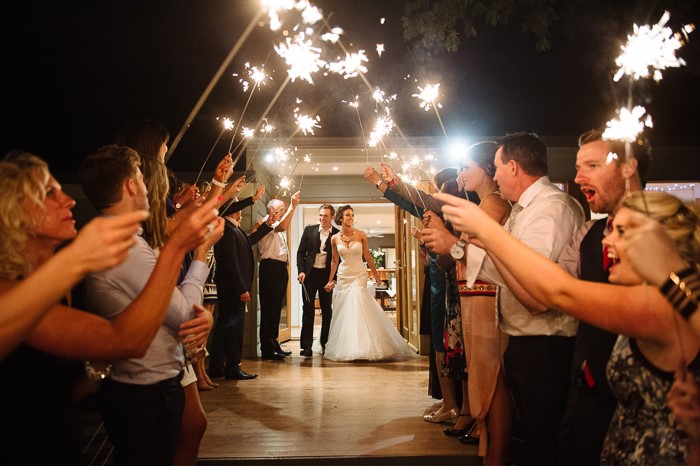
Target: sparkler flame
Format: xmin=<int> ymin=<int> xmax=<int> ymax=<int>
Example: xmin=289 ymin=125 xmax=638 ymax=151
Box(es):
xmin=328 ymin=50 xmax=368 ymax=79
xmin=602 ymin=106 xmax=653 ymax=143
xmin=368 ymin=115 xmax=395 ymax=147
xmin=321 ymin=27 xmax=344 ymax=43
xmin=413 ymin=83 xmax=442 ymax=111
xmin=274 ymin=32 xmax=326 ymax=84
xmin=241 ymin=127 xmax=255 ymax=138
xmin=376 ymin=44 xmax=384 ymax=56
xmin=294 ymin=110 xmax=321 ymax=135
xmin=613 ymin=11 xmax=692 ymax=82
xmin=222 ymin=117 xmax=234 ymax=130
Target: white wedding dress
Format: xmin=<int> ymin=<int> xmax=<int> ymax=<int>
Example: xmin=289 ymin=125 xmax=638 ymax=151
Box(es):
xmin=313 ymin=242 xmax=414 ymax=361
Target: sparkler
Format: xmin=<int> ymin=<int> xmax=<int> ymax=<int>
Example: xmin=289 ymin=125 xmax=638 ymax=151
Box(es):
xmin=194 ymin=117 xmax=233 ymax=186
xmin=613 ymin=11 xmax=692 ymax=82
xmin=274 ymin=32 xmax=326 ymax=84
xmin=229 ymin=64 xmax=269 ymax=153
xmin=602 ymin=106 xmax=653 ymax=144
xmin=328 ymin=50 xmax=368 ymax=79
xmin=376 ymin=44 xmax=384 ymax=56
xmin=413 ymin=82 xmax=449 ymax=140
xmin=294 ymin=109 xmax=321 ymax=135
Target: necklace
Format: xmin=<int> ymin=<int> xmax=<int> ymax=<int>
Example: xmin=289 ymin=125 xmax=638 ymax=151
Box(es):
xmin=340 ymin=228 xmax=354 ymax=243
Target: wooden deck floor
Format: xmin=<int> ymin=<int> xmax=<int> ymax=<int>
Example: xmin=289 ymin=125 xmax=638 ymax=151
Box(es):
xmin=197 ymin=336 xmax=480 ymax=464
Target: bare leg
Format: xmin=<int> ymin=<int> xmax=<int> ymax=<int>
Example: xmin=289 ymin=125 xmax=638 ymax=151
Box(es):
xmin=452 ymin=380 xmax=473 ymax=430
xmin=484 ymin=368 xmax=513 ymax=466
xmin=172 ymin=382 xmax=207 ymax=466
xmin=429 ymin=351 xmax=458 ymax=416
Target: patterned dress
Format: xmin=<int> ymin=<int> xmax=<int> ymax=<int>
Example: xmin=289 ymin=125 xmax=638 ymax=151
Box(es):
xmin=601 ymin=336 xmax=700 ymax=465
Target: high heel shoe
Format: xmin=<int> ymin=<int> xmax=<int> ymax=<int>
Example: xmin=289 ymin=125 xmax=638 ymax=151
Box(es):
xmin=444 ymin=417 xmax=475 ymax=437
xmin=423 ymin=408 xmax=458 ymax=423
xmin=458 ymin=420 xmax=479 ymax=444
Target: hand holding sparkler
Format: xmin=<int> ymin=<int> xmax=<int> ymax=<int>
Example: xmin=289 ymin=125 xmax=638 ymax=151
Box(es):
xmin=363 ymin=166 xmax=387 ymax=193
xmin=421 ymin=210 xmax=457 ymax=256
xmin=172 ymin=184 xmax=200 ymax=211
xmin=379 ymin=162 xmax=397 ymax=183
xmin=252 ymin=185 xmax=266 ymax=202
xmin=667 ymin=369 xmax=700 ymax=440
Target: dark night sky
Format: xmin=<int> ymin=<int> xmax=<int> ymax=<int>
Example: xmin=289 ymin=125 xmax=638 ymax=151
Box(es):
xmin=1 ymin=0 xmax=699 ymax=174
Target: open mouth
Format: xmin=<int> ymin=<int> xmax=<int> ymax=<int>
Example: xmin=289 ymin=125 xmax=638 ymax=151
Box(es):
xmin=607 ymin=250 xmax=620 ymax=267
xmin=581 ymin=187 xmax=596 ymax=202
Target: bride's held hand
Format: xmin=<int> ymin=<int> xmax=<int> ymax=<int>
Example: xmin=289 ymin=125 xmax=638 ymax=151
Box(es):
xmin=324 ymin=280 xmax=335 ymax=292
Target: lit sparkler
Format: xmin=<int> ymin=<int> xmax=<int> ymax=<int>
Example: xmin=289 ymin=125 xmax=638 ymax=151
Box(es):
xmin=368 ymin=114 xmax=395 ymax=147
xmin=262 ymin=0 xmax=295 ymax=31
xmin=328 ymin=50 xmax=369 ymax=79
xmin=294 ymin=110 xmax=321 ymax=135
xmin=613 ymin=11 xmax=693 ymax=82
xmin=376 ymin=44 xmax=384 ymax=56
xmin=274 ymin=32 xmax=326 ymax=84
xmin=321 ymin=27 xmax=344 ymax=43
xmin=602 ymin=106 xmax=653 ymax=143
xmin=413 ymin=83 xmax=442 ymax=111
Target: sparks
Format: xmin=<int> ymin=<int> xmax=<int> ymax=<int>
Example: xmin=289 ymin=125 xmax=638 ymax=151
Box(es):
xmin=298 ymin=2 xmax=323 ymax=25
xmin=241 ymin=127 xmax=255 ymax=139
xmin=294 ymin=110 xmax=321 ymax=135
xmin=262 ymin=0 xmax=295 ymax=31
xmin=328 ymin=50 xmax=368 ymax=79
xmin=413 ymin=83 xmax=442 ymax=111
xmin=613 ymin=11 xmax=692 ymax=82
xmin=368 ymin=115 xmax=394 ymax=147
xmin=279 ymin=176 xmax=292 ymax=188
xmin=222 ymin=117 xmax=234 ymax=130
xmin=321 ymin=27 xmax=344 ymax=43
xmin=602 ymin=106 xmax=653 ymax=143
xmin=274 ymin=32 xmax=326 ymax=84
xmin=303 ymin=154 xmax=311 ymax=162
xmin=376 ymin=43 xmax=384 ymax=56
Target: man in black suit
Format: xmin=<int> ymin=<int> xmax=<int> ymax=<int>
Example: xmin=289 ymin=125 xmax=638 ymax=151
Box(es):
xmin=296 ymin=204 xmax=338 ymax=358
xmin=210 ymin=202 xmax=271 ymax=380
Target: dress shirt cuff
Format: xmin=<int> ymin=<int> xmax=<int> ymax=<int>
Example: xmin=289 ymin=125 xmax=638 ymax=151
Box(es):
xmin=465 ymin=244 xmax=486 ymax=288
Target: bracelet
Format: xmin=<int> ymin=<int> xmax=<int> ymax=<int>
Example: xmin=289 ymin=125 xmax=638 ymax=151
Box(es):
xmin=211 ymin=178 xmax=227 ymax=188
xmin=387 ymin=177 xmax=397 ymax=189
xmin=660 ymin=267 xmax=700 ymax=320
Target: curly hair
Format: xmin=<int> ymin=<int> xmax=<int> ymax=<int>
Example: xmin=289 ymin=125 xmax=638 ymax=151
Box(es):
xmin=334 ymin=205 xmax=353 ymax=225
xmin=0 ymin=158 xmax=50 ymax=279
xmin=623 ymin=191 xmax=700 ymax=269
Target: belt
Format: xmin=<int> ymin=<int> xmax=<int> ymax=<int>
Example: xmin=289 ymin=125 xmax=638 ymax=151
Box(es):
xmin=261 ymin=259 xmax=287 ymax=265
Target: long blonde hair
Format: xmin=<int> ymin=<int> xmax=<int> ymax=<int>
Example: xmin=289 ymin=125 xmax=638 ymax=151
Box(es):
xmin=139 ymin=155 xmax=170 ymax=250
xmin=623 ymin=191 xmax=700 ymax=270
xmin=0 ymin=158 xmax=50 ymax=279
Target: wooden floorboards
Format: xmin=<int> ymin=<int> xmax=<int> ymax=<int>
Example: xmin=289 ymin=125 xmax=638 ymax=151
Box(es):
xmin=197 ymin=338 xmax=480 ymax=465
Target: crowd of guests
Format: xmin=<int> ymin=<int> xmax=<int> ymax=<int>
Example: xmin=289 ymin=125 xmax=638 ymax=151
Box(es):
xmin=364 ymin=130 xmax=700 ymax=465
xmin=0 ymin=122 xmax=698 ymax=466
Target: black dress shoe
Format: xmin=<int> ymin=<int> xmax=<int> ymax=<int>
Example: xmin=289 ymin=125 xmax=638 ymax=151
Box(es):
xmin=445 ymin=418 xmax=476 ymax=437
xmin=277 ymin=349 xmax=292 ymax=356
xmin=226 ymin=370 xmax=258 ymax=380
xmin=261 ymin=352 xmax=285 ymax=360
xmin=300 ymin=348 xmax=313 ymax=358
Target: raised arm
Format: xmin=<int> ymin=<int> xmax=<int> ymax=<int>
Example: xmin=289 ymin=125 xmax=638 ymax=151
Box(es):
xmin=435 ymin=192 xmax=680 ymax=343
xmin=275 ymin=191 xmax=300 ymax=232
xmin=20 ymin=196 xmax=221 ymax=361
xmin=0 ymin=211 xmax=146 ymax=360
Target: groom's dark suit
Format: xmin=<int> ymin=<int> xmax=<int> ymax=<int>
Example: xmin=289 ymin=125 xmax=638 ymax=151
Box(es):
xmin=296 ymin=224 xmax=339 ymax=351
xmin=210 ymin=218 xmax=271 ymax=378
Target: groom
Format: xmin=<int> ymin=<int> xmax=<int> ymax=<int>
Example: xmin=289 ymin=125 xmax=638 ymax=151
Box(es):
xmin=296 ymin=204 xmax=338 ymax=358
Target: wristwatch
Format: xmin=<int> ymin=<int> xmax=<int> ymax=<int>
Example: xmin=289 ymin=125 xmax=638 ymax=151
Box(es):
xmin=450 ymin=239 xmax=466 ymax=260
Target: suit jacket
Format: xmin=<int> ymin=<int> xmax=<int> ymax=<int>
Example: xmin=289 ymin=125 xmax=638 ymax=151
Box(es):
xmin=296 ymin=224 xmax=339 ymax=277
xmin=214 ymin=219 xmax=271 ymax=302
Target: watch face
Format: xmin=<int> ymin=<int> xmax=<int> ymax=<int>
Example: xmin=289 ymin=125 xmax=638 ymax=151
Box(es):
xmin=450 ymin=242 xmax=464 ymax=260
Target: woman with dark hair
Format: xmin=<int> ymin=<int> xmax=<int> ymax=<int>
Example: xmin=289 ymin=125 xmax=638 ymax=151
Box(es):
xmin=318 ymin=205 xmax=414 ymax=361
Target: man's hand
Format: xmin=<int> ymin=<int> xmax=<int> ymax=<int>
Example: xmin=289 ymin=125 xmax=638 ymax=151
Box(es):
xmin=290 ymin=190 xmax=301 ymax=207
xmin=179 ymin=304 xmax=213 ymax=348
xmin=379 ymin=162 xmax=396 ymax=182
xmin=253 ymin=185 xmax=265 ymax=202
xmin=240 ymin=291 xmax=251 ymax=303
xmin=298 ymin=272 xmax=306 ymax=284
xmin=364 ymin=166 xmax=381 ymax=184
xmin=229 ymin=175 xmax=247 ymax=195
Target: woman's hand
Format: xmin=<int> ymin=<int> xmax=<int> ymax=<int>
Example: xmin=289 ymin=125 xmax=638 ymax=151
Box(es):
xmin=172 ymin=184 xmax=199 ymax=210
xmin=667 ymin=369 xmax=700 ymax=439
xmin=621 ymin=211 xmax=687 ymax=286
xmin=433 ymin=192 xmax=488 ymax=236
xmin=214 ymin=153 xmax=233 ymax=183
xmin=252 ymin=185 xmax=265 ymax=202
xmin=324 ymin=281 xmax=336 ymax=292
xmin=167 ymin=195 xmax=222 ymax=254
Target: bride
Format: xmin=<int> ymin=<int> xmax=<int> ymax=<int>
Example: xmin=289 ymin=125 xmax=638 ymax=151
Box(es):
xmin=316 ymin=205 xmax=414 ymax=361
